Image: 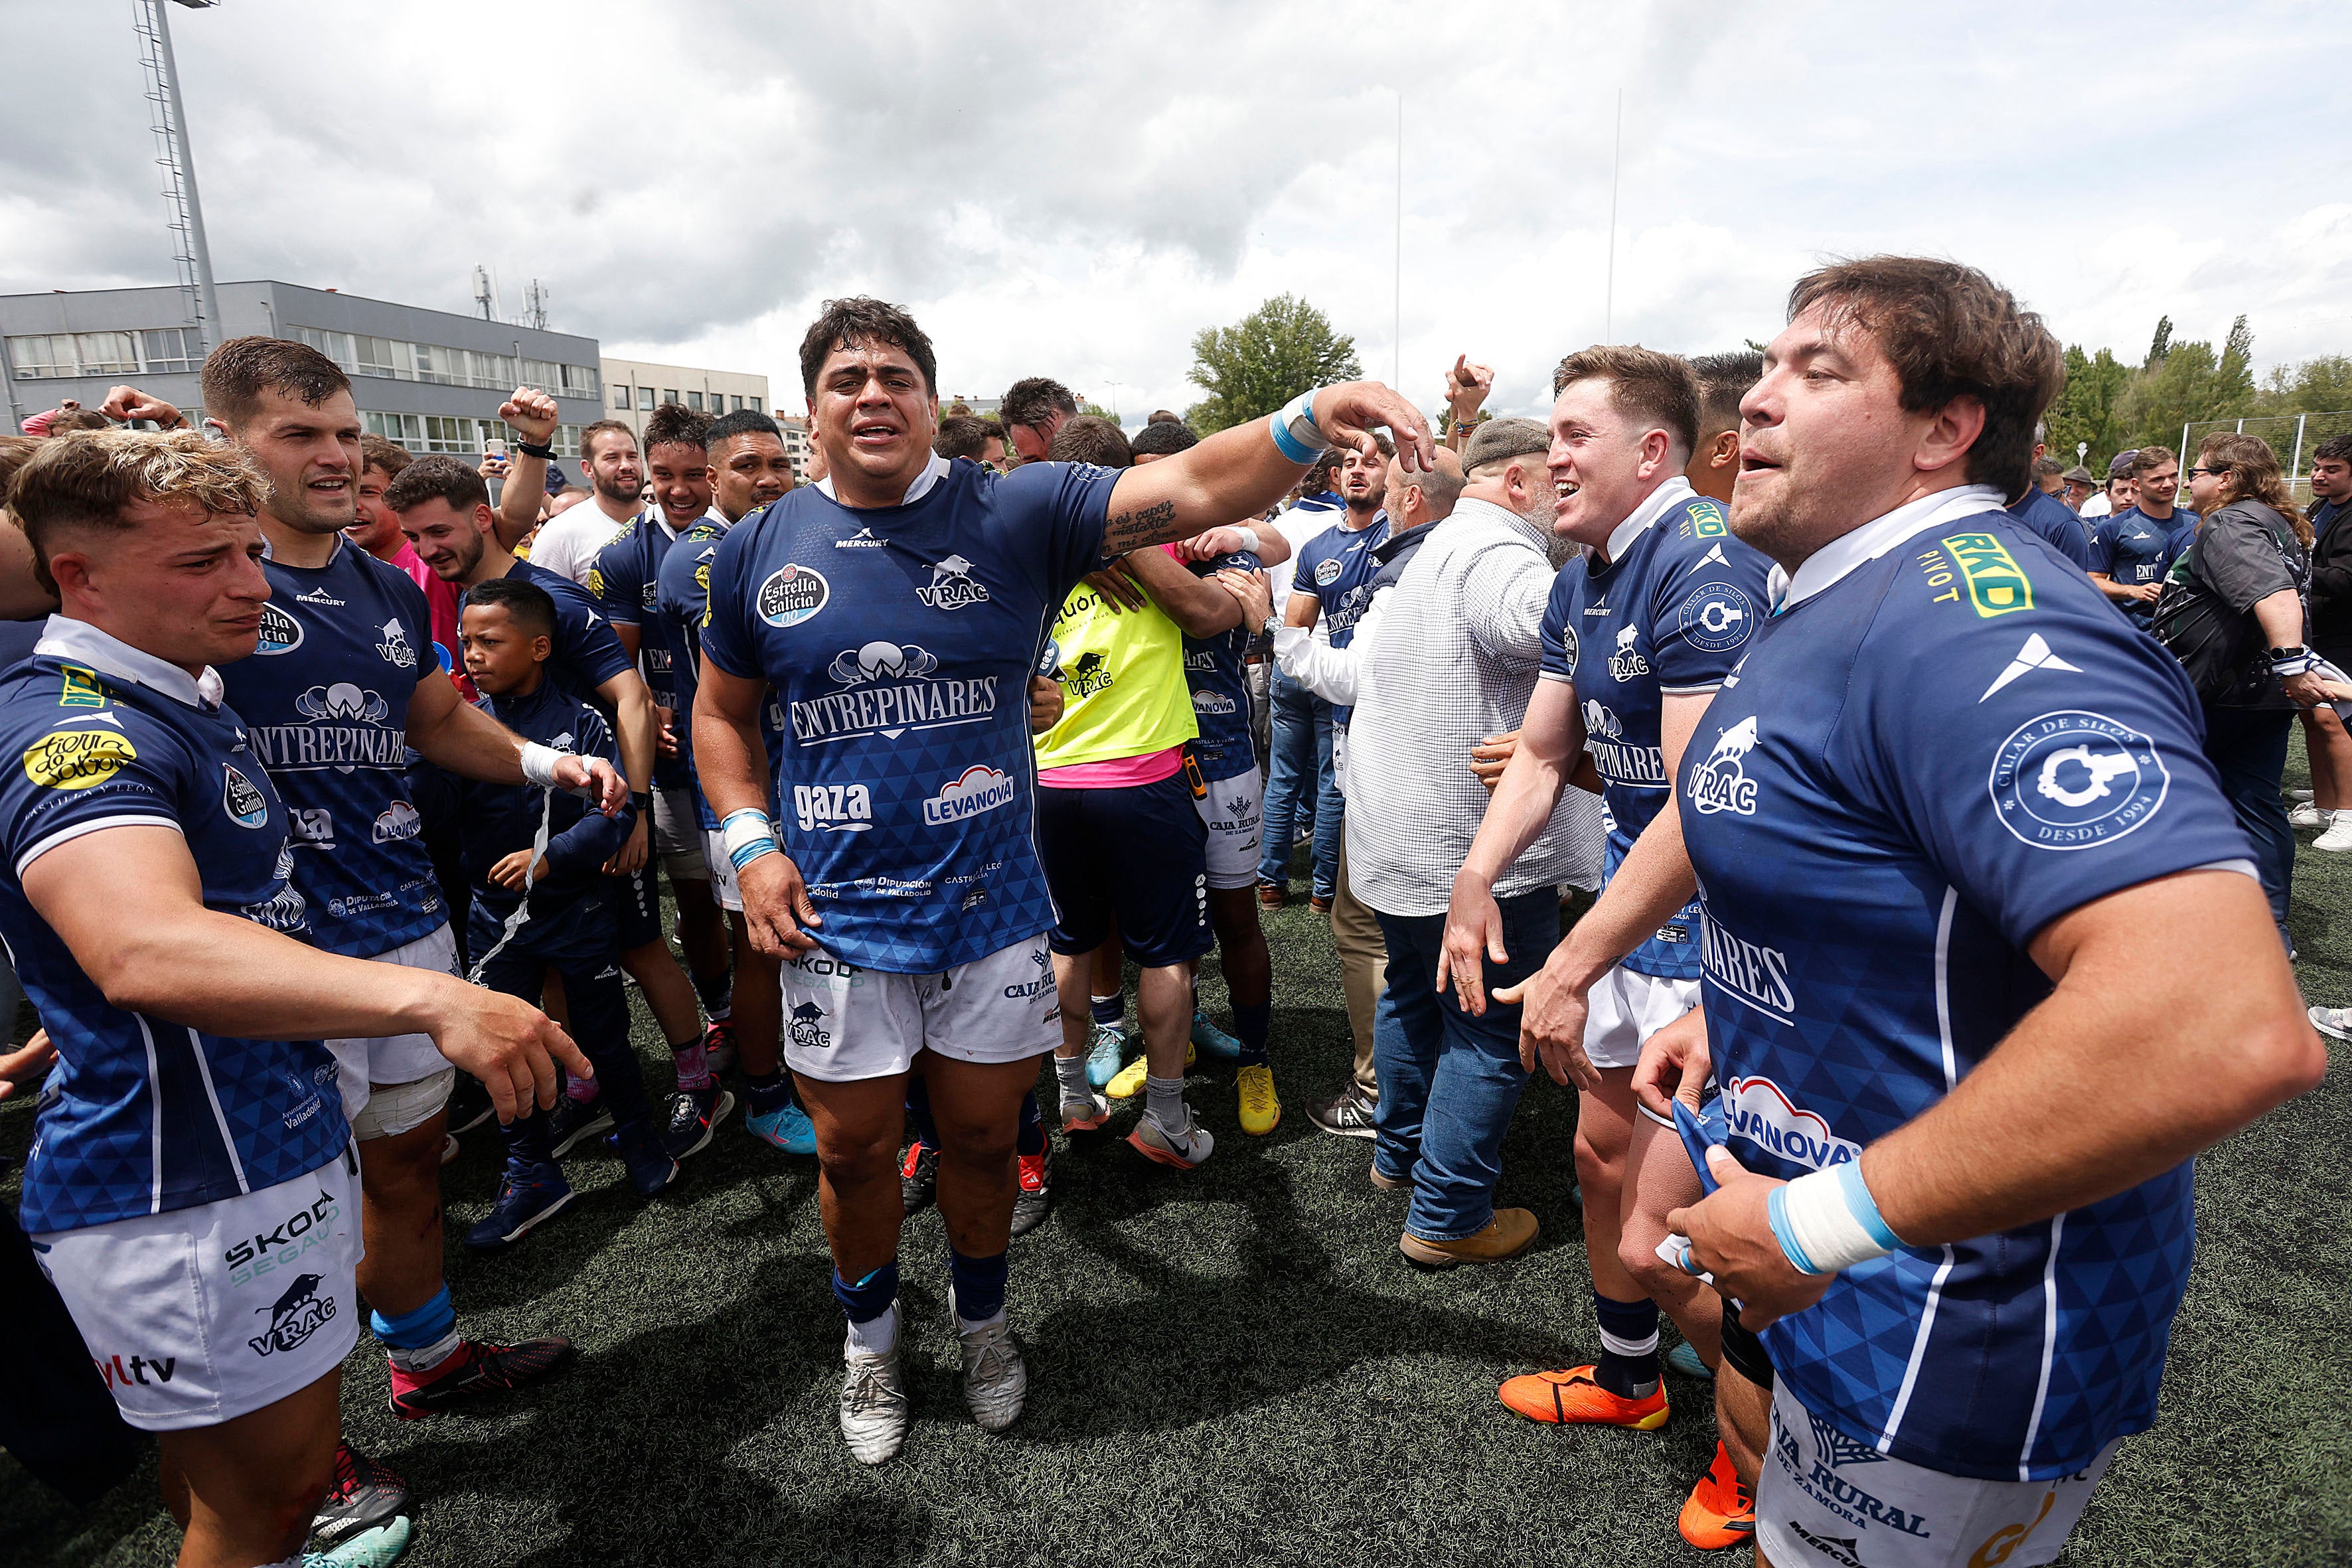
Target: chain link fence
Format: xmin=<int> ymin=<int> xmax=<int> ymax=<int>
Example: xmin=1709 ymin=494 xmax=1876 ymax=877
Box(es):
xmin=2180 ymin=411 xmax=2352 ymax=506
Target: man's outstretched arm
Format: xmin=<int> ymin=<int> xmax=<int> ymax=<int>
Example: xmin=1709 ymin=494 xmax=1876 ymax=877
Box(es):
xmin=1099 ymin=383 xmax=1435 ymax=557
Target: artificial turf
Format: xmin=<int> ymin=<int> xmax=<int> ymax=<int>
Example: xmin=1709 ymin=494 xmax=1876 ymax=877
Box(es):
xmin=5 ymin=746 xmax=2351 ymax=1567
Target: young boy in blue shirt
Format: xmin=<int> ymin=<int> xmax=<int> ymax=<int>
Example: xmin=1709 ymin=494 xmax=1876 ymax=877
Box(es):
xmin=445 ymin=578 xmax=677 ymax=1247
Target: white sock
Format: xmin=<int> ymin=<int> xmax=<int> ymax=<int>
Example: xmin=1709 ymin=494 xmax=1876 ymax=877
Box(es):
xmin=845 ymin=1300 xmax=898 ymax=1358
xmin=1054 ymin=1054 xmax=1090 ymax=1098
xmin=386 ymin=1324 xmax=463 ymax=1375
xmin=1145 ymin=1075 xmax=1190 ymax=1137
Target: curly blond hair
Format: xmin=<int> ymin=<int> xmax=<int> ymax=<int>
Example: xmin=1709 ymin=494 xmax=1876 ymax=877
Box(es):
xmin=6 ymin=428 xmax=266 ymax=592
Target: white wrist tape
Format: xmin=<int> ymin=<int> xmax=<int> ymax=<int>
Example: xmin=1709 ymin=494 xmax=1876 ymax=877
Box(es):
xmin=720 ymin=809 xmax=777 ymax=858
xmin=1775 ymin=1162 xmax=1902 ymax=1275
xmin=519 ymin=742 xmax=563 ymax=788
xmin=1268 ymin=388 xmax=1326 ymax=463
xmin=1233 ymin=526 xmax=1263 ymax=557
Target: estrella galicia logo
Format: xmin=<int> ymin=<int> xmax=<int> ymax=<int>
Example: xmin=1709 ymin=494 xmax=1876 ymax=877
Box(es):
xmin=1557 ymin=624 xmax=1579 ymax=670
xmin=223 ymin=765 xmax=270 ymax=828
xmin=789 ymin=1000 xmax=830 ymax=1049
xmin=1676 ymin=580 xmax=1757 ymax=655
xmin=254 ymin=603 xmax=303 ymax=655
xmin=1003 ymin=948 xmax=1054 ymax=1000
xmin=1608 ymin=625 xmax=1650 ymax=681
xmin=1313 ymin=556 xmax=1342 ymax=587
xmin=917 ymin=554 xmax=990 ymax=610
xmin=757 ymin=564 xmax=830 ymax=627
xmin=248 ymin=1271 xmax=335 ymax=1358
xmin=1989 ymin=710 xmax=2167 ymax=851
xmin=1688 ymin=715 xmax=1759 ymax=816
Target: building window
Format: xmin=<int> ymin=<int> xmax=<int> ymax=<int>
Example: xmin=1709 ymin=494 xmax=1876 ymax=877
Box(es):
xmin=659 ymin=388 xmax=678 ymax=406
xmin=141 ymin=327 xmax=202 ymax=374
xmin=420 ymin=415 xmax=486 ymax=455
xmin=686 ymin=390 xmax=704 ymax=411
xmin=749 ymin=396 xmax=762 ymax=414
xmin=612 ymin=385 xmax=631 ymax=410
xmin=637 ymin=386 xmax=655 ymax=412
xmin=555 ymin=424 xmax=583 ymax=458
xmin=561 ymin=364 xmax=599 ymax=398
xmin=363 ymin=411 xmax=424 ymax=449
xmin=726 ymin=394 xmax=742 ymax=413
xmin=354 ymin=335 xmax=409 ymax=379
xmin=6 ymin=335 xmax=75 ymax=378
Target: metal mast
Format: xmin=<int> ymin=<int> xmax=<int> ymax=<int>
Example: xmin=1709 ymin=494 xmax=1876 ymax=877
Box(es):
xmin=134 ymin=1 xmax=223 ymax=353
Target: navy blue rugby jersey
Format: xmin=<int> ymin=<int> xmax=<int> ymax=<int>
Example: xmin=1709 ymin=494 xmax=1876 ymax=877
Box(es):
xmin=588 ymin=512 xmax=690 ymax=789
xmin=2087 ymin=506 xmax=2199 ymax=626
xmin=1291 ymin=512 xmax=1387 ymax=726
xmin=218 ymin=540 xmax=443 ymax=959
xmin=1539 ymin=485 xmax=1771 ymax=979
xmin=2005 ymin=485 xmax=2094 ymax=570
xmin=700 ymin=457 xmax=1117 ymax=971
xmin=1181 ymin=548 xmax=1261 ymax=781
xmin=657 ymin=514 xmax=788 ymax=831
xmin=1677 ymin=496 xmax=2249 ymax=1480
xmin=503 ymin=558 xmax=636 ymax=704
xmin=0 ymin=627 xmax=344 ymax=1233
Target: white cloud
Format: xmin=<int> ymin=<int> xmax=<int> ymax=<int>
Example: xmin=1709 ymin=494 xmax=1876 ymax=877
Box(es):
xmin=7 ymin=0 xmax=2351 ymax=423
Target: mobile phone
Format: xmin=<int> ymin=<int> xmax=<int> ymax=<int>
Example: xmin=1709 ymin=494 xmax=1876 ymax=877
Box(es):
xmin=485 ymin=437 xmax=509 ymax=460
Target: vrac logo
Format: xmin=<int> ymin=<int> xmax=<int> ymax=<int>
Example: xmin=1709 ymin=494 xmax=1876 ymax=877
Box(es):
xmin=374 ymin=617 xmax=417 ymax=669
xmin=789 ymin=1000 xmax=831 ymax=1050
xmin=248 ymin=1271 xmax=335 ymax=1358
xmin=1687 ymin=715 xmax=1760 ymax=815
xmin=1607 ymin=625 xmax=1650 ymax=681
xmin=917 ymin=554 xmax=990 ymax=610
xmin=1989 ymin=710 xmax=2168 ymax=852
xmin=1721 ymin=1075 xmax=1857 ymax=1171
xmin=924 ymin=764 xmax=1016 ymax=825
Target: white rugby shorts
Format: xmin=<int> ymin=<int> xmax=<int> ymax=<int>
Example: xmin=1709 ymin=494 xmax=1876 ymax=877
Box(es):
xmin=33 ymin=1146 xmax=362 ymax=1431
xmin=1581 ymin=965 xmax=1701 ymax=1071
xmin=702 ymin=828 xmax=742 ymax=913
xmin=1194 ymin=768 xmax=1265 ymax=891
xmin=779 ymin=933 xmax=1059 ymax=1083
xmin=654 ymin=786 xmax=708 ymax=882
xmin=1759 ymin=1381 xmax=2116 ymax=1568
xmin=327 ymin=923 xmax=459 ymax=1127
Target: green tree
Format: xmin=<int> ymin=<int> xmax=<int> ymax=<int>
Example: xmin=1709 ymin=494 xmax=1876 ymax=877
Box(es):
xmin=1184 ymin=294 xmax=1361 ymax=435
xmin=2117 ymin=321 xmax=2260 ymax=451
xmin=2146 ymin=315 xmax=2173 ymax=367
xmin=2043 ymin=345 xmax=2132 ymax=470
xmin=2259 ymin=354 xmax=2352 ymax=414
xmin=1077 ymin=401 xmax=1122 ymax=428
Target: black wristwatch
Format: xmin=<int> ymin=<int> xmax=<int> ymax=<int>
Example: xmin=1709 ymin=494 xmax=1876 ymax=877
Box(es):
xmin=515 ymin=439 xmax=556 ymax=460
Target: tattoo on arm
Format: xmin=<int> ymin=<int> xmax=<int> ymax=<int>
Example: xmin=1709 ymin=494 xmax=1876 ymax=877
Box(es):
xmin=1101 ymin=499 xmax=1179 ymax=558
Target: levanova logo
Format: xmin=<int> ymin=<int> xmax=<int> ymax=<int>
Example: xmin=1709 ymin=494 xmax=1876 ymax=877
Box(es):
xmin=924 ymin=764 xmax=1016 ymax=824
xmin=255 ymin=603 xmax=303 ymax=655
xmin=1721 ymin=1076 xmax=1859 ymax=1171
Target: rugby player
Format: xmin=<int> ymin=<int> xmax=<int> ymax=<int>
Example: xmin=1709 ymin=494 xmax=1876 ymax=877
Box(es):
xmin=1439 ymin=353 xmax=1773 ymax=1526
xmin=2297 ymin=435 xmax=2352 ymax=846
xmin=349 ymin=436 xmax=461 ymax=681
xmin=2003 ymin=426 xmax=2094 ymax=569
xmin=1506 ymin=257 xmax=2323 ymax=1568
xmin=653 ymin=406 xmax=815 ymax=1155
xmin=2085 ymin=444 xmax=2198 ymax=627
xmin=998 ymin=376 xmax=1078 ymax=466
xmin=583 ymin=400 xmax=741 ymax=1158
xmin=3 ymin=429 xmax=588 ymax=1568
xmin=692 ymin=296 xmax=1427 ymax=1462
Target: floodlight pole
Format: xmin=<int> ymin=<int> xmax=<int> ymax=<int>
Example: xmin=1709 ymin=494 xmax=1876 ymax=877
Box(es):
xmin=147 ymin=0 xmax=223 ymax=355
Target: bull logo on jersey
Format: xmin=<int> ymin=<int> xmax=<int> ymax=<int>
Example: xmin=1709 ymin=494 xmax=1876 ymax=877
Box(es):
xmin=1581 ymin=699 xmax=1622 ymax=741
xmin=1067 ymin=651 xmax=1113 ymax=698
xmin=22 ymin=726 xmax=135 ymax=789
xmin=828 ymin=641 xmax=939 ymax=686
xmin=373 ymin=801 xmax=422 ymax=843
xmin=1676 ymin=581 xmax=1757 ymax=655
xmin=248 ymin=1271 xmax=335 ymax=1358
xmin=917 ymin=554 xmax=990 ymax=610
xmin=924 ymin=764 xmax=1016 ymax=825
xmin=1990 ymin=710 xmax=2167 ymax=851
xmin=1608 ymin=625 xmax=1650 ymax=680
xmin=756 ymin=564 xmax=831 ymax=627
xmin=223 ymin=765 xmax=270 ymax=828
xmin=254 ymin=603 xmax=303 ymax=655
xmin=295 ymin=684 xmax=391 ymax=725
xmin=1192 ymin=689 xmax=1238 ymax=716
xmin=789 ymin=1000 xmax=831 ymax=1050
xmin=1688 ymin=716 xmax=1760 ymax=816
xmin=373 ymin=618 xmax=417 ymax=669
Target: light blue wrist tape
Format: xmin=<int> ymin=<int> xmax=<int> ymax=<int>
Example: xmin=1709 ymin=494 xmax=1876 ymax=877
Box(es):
xmin=730 ymin=838 xmax=781 ymax=872
xmin=1268 ymin=389 xmax=1324 ymax=464
xmin=1834 ymin=1158 xmax=1903 ymax=1251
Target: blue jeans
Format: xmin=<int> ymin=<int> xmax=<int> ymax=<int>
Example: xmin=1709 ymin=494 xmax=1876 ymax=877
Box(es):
xmin=2202 ymin=703 xmax=2294 ymax=927
xmin=1371 ymin=892 xmax=1561 ymax=1241
xmin=1257 ymin=670 xmax=1335 ymax=898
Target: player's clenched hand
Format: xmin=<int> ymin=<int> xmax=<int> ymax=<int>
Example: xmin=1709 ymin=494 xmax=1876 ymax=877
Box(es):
xmin=1028 ymin=674 xmax=1063 ymax=734
xmin=1668 ymin=1146 xmax=1835 ymax=1331
xmin=99 ymin=384 xmax=186 ymax=428
xmin=1212 ymin=567 xmax=1273 ymax=628
xmin=603 ymin=814 xmax=650 ymax=876
xmin=1632 ymin=1006 xmax=1711 ymax=1121
xmin=1492 ymin=952 xmax=1599 ymax=1089
xmin=738 ymin=850 xmax=822 ymax=959
xmin=550 ymin=753 xmax=627 ymax=815
xmin=428 ymin=982 xmax=589 ymax=1123
xmin=1308 ymin=382 xmax=1437 ymax=474
xmin=499 ymin=387 xmax=559 ymax=444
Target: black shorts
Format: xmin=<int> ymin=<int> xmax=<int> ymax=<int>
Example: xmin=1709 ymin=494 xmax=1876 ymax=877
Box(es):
xmin=611 ymin=863 xmax=664 ymax=951
xmin=1718 ymin=1296 xmax=1776 ymax=1390
xmin=1035 ymin=770 xmax=1212 ymax=969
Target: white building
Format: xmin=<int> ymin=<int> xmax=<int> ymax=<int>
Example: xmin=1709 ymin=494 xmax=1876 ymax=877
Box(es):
xmin=599 ymin=356 xmax=769 ymax=443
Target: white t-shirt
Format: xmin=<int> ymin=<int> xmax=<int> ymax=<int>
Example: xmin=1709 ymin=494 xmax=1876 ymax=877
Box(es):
xmin=1270 ymin=500 xmax=1344 ymax=617
xmin=2079 ymin=493 xmax=2114 ymax=520
xmin=528 ymin=499 xmax=637 ymax=586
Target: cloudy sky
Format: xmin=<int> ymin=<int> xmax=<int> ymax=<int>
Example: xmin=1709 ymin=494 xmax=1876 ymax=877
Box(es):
xmin=7 ymin=1 xmax=2350 ymax=422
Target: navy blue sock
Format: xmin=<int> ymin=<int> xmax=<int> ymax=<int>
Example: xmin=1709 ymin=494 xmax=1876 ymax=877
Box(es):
xmin=948 ymin=1245 xmax=1009 ymax=1326
xmin=1091 ymin=991 xmax=1124 ymax=1027
xmin=502 ymin=1106 xmax=556 ymax=1168
xmin=1233 ymin=1000 xmax=1271 ymax=1067
xmin=906 ymin=1073 xmax=939 ymax=1152
xmin=692 ymin=967 xmax=732 ymax=1022
xmin=832 ymin=1260 xmax=900 ymax=1324
xmin=1016 ymin=1089 xmax=1045 ymax=1156
xmin=1593 ymin=1292 xmax=1662 ymax=1397
xmin=745 ymin=1069 xmax=793 ymax=1117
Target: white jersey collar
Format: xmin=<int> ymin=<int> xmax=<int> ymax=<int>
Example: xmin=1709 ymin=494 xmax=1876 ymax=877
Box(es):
xmin=35 ymin=614 xmax=224 ymax=711
xmin=817 ymin=452 xmax=949 ymax=508
xmin=1770 ymin=483 xmax=2005 ymax=611
xmin=1599 ymin=476 xmax=1695 ymax=566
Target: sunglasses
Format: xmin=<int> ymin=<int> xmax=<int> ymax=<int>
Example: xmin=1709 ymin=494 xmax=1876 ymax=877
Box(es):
xmin=2184 ymin=467 xmax=2228 ymax=479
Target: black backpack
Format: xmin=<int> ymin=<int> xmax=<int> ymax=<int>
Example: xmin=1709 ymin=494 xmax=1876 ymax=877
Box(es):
xmin=2150 ymin=501 xmax=2303 ymax=704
